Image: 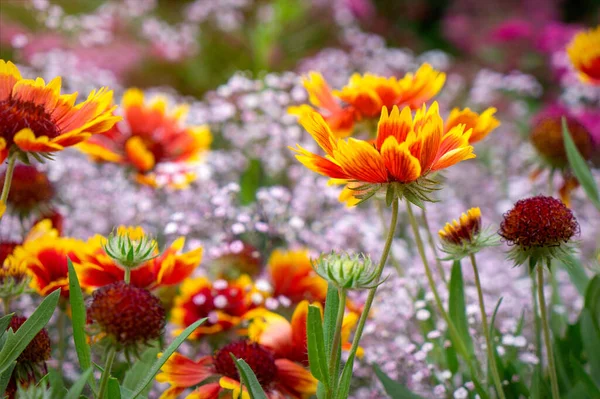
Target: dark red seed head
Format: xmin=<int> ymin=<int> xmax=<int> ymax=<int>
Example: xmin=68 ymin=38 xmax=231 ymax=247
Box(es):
xmin=0 ymin=165 xmax=54 ymax=214
xmin=213 ymin=341 xmax=277 ymax=387
xmin=7 ymin=316 xmax=51 ymax=364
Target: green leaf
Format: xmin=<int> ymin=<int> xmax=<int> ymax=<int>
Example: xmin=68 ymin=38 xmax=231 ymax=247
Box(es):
xmin=448 ymin=260 xmax=474 ymax=356
xmin=560 ymin=253 xmax=591 ymax=296
xmin=562 ymin=117 xmax=600 ymax=210
xmin=123 ymin=346 xmax=160 ymax=396
xmin=107 ymin=377 xmax=121 ymax=399
xmin=48 ymin=368 xmax=66 ymax=399
xmin=239 ymin=159 xmax=264 ymax=205
xmin=232 ymin=357 xmax=269 ymax=399
xmin=65 ymin=368 xmax=93 ymax=399
xmin=580 ymin=309 xmax=600 ymax=382
xmin=584 ymin=275 xmax=600 ymax=326
xmin=373 ymin=364 xmax=425 ymax=399
xmin=571 ymin=355 xmax=600 ymax=396
xmin=128 ymin=318 xmax=207 ymax=399
xmin=306 ymin=305 xmax=329 ymax=387
xmin=67 ymin=259 xmax=96 ymax=392
xmin=335 ymin=352 xmax=355 ymax=399
xmin=0 ymin=313 xmax=14 ymax=341
xmin=322 ymin=284 xmax=340 ymax=358
xmin=0 ymin=361 xmax=16 ymax=396
xmin=0 ymin=289 xmax=60 ymax=374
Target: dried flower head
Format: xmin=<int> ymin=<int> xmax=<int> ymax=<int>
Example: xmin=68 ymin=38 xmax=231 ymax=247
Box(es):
xmin=87 ymin=281 xmax=166 ymax=348
xmin=499 ymin=195 xmax=579 ymax=265
xmin=103 ymin=226 xmax=158 ymax=270
xmin=213 ymin=341 xmax=277 ymax=388
xmin=312 ymin=251 xmax=378 ymax=290
xmin=0 ymin=165 xmax=54 ymax=216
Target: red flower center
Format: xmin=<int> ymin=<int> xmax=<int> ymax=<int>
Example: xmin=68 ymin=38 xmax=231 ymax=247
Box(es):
xmin=0 ymin=99 xmax=60 ymax=146
xmin=1 ymin=165 xmax=54 ymax=213
xmin=214 ymin=341 xmax=277 ymax=387
xmin=0 ymin=241 xmax=19 ymax=265
xmin=8 ymin=316 xmax=51 ymax=364
xmin=182 ymin=283 xmax=252 ymax=328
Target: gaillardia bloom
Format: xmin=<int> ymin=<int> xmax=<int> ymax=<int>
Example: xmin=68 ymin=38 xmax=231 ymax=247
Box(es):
xmin=291 ymin=102 xmax=475 ymax=205
xmin=444 ymin=107 xmax=500 ymax=144
xmin=268 ymin=249 xmax=327 ymax=304
xmin=438 ymin=208 xmax=498 ymax=260
xmin=567 ymin=25 xmax=600 ymax=85
xmin=499 ymin=196 xmax=579 ymax=265
xmin=0 ymin=164 xmax=54 ymax=216
xmin=170 ymin=275 xmax=259 ymax=338
xmin=87 ymin=281 xmax=166 ymax=349
xmin=157 ymin=334 xmax=316 ymax=399
xmin=76 ymin=227 xmax=202 ymax=291
xmin=0 ymin=60 xmax=118 ymax=163
xmin=0 ymin=242 xmax=30 ymax=302
xmin=8 ymin=220 xmax=81 ymax=298
xmin=78 ymin=88 xmax=212 ymax=188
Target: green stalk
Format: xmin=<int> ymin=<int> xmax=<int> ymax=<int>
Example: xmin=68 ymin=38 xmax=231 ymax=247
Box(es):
xmin=531 ymin=273 xmax=543 ymax=366
xmin=340 ymin=198 xmax=399 ymax=375
xmin=537 ymin=264 xmax=560 ymax=399
xmin=376 ymin=200 xmax=403 ymax=275
xmin=470 ymin=253 xmax=506 ymax=399
xmin=0 ymin=152 xmax=18 ymax=221
xmin=327 ymin=289 xmax=347 ymax=396
xmin=2 ymin=298 xmax=9 ymax=315
xmin=124 ymin=268 xmax=131 ymax=284
xmin=97 ymin=346 xmax=117 ymax=399
xmin=421 ymin=207 xmax=447 ymax=283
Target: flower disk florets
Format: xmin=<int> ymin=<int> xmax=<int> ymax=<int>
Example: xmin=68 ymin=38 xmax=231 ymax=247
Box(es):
xmin=87 ymin=281 xmax=166 ymax=348
xmin=499 ymin=195 xmax=579 ymax=265
xmin=7 ymin=316 xmax=51 ymax=364
xmin=214 ymin=341 xmax=277 ymax=387
xmin=103 ymin=226 xmax=158 ymax=270
xmin=313 ymin=251 xmax=378 ymax=290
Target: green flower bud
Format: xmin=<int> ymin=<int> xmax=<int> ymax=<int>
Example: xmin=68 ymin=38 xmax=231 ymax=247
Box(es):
xmin=312 ymin=252 xmax=378 ymax=290
xmin=103 ymin=226 xmax=158 ymax=270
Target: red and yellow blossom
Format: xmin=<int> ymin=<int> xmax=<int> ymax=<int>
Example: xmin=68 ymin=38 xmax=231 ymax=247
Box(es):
xmin=170 ymin=275 xmax=259 ymax=338
xmin=288 ymin=72 xmax=357 ymax=137
xmin=444 ymin=107 xmax=500 ymax=144
xmin=567 ymin=26 xmax=600 ymax=85
xmin=267 ymin=249 xmax=327 ymax=304
xmin=78 ymin=88 xmax=212 ymax=188
xmin=0 ymin=60 xmax=119 ymax=163
xmin=439 ymin=207 xmax=481 ymax=246
xmin=333 ymin=63 xmax=446 ymax=118
xmin=8 ymin=220 xmax=82 ymax=298
xmin=76 ymin=226 xmax=202 ymax=291
xmin=291 ymin=103 xmax=475 ymax=202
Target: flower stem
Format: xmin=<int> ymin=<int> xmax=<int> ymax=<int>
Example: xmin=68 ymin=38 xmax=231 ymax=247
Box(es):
xmin=421 ymin=207 xmax=447 ymax=283
xmin=531 ymin=273 xmax=542 ymax=366
xmin=97 ymin=346 xmax=117 ymax=399
xmin=0 ymin=152 xmax=18 ymax=221
xmin=376 ymin=199 xmax=403 ymax=275
xmin=469 ymin=253 xmax=506 ymax=399
xmin=58 ymin=308 xmax=66 ymax=372
xmin=342 ymin=198 xmax=399 ymax=375
xmin=124 ymin=268 xmax=131 ymax=284
xmin=2 ymin=298 xmax=10 ymax=315
xmin=328 ymin=288 xmax=347 ymax=395
xmin=405 ymin=202 xmax=477 ymax=377
xmin=537 ymin=264 xmax=560 ymax=399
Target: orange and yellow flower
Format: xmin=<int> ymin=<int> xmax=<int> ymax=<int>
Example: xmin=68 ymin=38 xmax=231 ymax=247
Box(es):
xmin=75 ymin=227 xmax=203 ymax=291
xmin=267 ymin=249 xmax=327 ymax=304
xmin=444 ymin=107 xmax=500 ymax=144
xmin=0 ymin=60 xmax=119 ymax=163
xmin=567 ymin=25 xmax=600 ymax=85
xmin=170 ymin=275 xmax=259 ymax=339
xmin=439 ymin=207 xmax=482 ymax=246
xmin=291 ymin=102 xmax=475 ymax=204
xmin=334 ymin=63 xmax=446 ymax=118
xmin=8 ymin=220 xmax=83 ymax=298
xmin=78 ymin=88 xmax=212 ymax=188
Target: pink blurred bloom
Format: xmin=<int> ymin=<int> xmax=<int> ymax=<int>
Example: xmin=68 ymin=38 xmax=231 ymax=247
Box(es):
xmin=490 ymin=19 xmax=533 ymax=43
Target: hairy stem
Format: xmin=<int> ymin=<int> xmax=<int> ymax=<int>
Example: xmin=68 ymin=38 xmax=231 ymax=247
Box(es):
xmin=537 ymin=264 xmax=560 ymax=399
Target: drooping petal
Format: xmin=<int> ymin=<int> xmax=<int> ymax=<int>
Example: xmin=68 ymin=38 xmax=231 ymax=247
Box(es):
xmin=14 ymin=128 xmax=64 ymax=152
xmin=290 ymin=145 xmax=350 ymax=179
xmin=297 ymin=111 xmax=337 ymax=156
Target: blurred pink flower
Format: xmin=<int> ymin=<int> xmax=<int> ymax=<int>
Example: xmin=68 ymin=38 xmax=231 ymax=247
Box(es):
xmin=535 ymin=22 xmax=581 ymax=53
xmin=490 ymin=19 xmax=532 ymax=43
xmin=344 ymin=0 xmax=376 ymax=20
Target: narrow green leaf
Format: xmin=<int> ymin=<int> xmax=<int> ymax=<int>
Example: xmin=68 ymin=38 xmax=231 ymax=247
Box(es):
xmin=0 ymin=361 xmax=16 ymax=396
xmin=67 ymin=259 xmax=96 ymax=392
xmin=107 ymin=377 xmax=122 ymax=399
xmin=129 ymin=318 xmax=207 ymax=399
xmin=0 ymin=313 xmax=14 ymax=341
xmin=335 ymin=353 xmax=355 ymax=399
xmin=560 ymin=253 xmax=591 ymax=296
xmin=373 ymin=364 xmax=425 ymax=399
xmin=580 ymin=309 xmax=600 ymax=382
xmin=65 ymin=368 xmax=93 ymax=399
xmin=48 ymin=368 xmax=66 ymax=399
xmin=123 ymin=346 xmax=160 ymax=395
xmin=233 ymin=357 xmax=269 ymax=399
xmin=306 ymin=305 xmax=329 ymax=387
xmin=448 ymin=260 xmax=474 ymax=355
xmin=563 ymin=117 xmax=600 ymax=210
xmin=0 ymin=289 xmax=60 ymax=374
xmin=584 ymin=275 xmax=600 ymax=326
xmin=322 ymin=284 xmax=340 ymax=358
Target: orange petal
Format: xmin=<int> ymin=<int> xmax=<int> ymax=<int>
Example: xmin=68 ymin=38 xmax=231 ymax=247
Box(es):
xmin=431 ymin=146 xmax=475 ymax=171
xmin=156 ymin=353 xmax=213 ymax=388
xmin=333 ymin=138 xmax=388 ymax=183
xmin=12 ymin=77 xmax=61 ymax=113
xmin=380 ymin=136 xmax=421 ymax=183
xmin=275 ymin=359 xmax=318 ymax=394
xmin=0 ymin=137 xmax=7 ymax=163
xmin=0 ymin=59 xmax=21 ymax=101
xmin=14 ymin=128 xmax=63 ymax=153
xmin=375 ymin=106 xmax=413 ymax=150
xmin=185 ymin=383 xmax=222 ymax=399
xmin=303 ymin=72 xmax=339 ymax=112
xmin=126 ymin=136 xmax=155 ymax=172
xmin=297 ymin=111 xmax=337 ymax=156
xmin=290 ymin=145 xmax=350 ymax=179
xmin=290 ymin=300 xmax=311 ymax=353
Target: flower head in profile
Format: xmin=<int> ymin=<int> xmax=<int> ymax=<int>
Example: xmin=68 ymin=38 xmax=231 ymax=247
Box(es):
xmin=0 ymin=60 xmax=119 ymax=163
xmin=87 ymin=281 xmax=166 ymax=350
xmin=439 ymin=208 xmax=499 ymax=260
xmin=291 ymin=102 xmax=475 ymax=205
xmin=0 ymin=164 xmax=54 ymax=217
xmin=170 ymin=275 xmax=259 ymax=339
xmin=567 ymin=25 xmax=600 ymax=85
xmin=268 ymin=249 xmax=328 ymax=304
xmin=76 ymin=227 xmax=202 ymax=291
xmin=312 ymin=251 xmax=378 ymax=290
xmin=0 ymin=243 xmax=30 ymax=301
xmin=103 ymin=226 xmax=158 ymax=270
xmin=78 ymin=88 xmax=212 ymax=188
xmin=499 ymin=196 xmax=579 ymax=266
